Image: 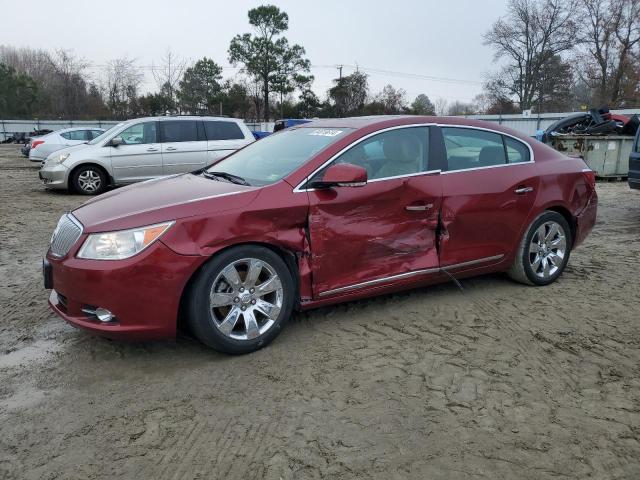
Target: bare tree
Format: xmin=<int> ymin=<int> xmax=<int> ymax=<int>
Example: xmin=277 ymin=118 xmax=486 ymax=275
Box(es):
xmin=50 ymin=49 xmax=90 ymax=117
xmin=104 ymin=57 xmax=143 ymax=119
xmin=152 ymin=48 xmax=186 ymax=110
xmin=484 ymin=0 xmax=578 ymax=110
xmin=434 ymin=97 xmax=448 ymax=116
xmin=577 ymin=0 xmax=640 ymax=106
xmin=447 ymin=101 xmax=477 ymax=116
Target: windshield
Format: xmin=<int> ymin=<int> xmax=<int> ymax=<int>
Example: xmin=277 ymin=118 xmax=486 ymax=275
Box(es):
xmin=207 ymin=127 xmax=351 ymax=186
xmin=88 ymin=122 xmax=126 ymax=145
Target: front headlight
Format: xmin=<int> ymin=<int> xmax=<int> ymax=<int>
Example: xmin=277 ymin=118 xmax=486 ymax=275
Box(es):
xmin=56 ymin=153 xmax=70 ymax=164
xmin=77 ymin=221 xmax=174 ymax=260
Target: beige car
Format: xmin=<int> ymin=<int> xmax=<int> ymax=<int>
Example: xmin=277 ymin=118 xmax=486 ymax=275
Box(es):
xmin=39 ymin=116 xmax=255 ymax=195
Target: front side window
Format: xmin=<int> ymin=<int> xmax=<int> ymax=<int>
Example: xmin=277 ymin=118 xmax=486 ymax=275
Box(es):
xmin=443 ymin=127 xmax=506 ymax=171
xmin=119 ymin=122 xmax=157 ymax=145
xmin=205 ymin=121 xmax=244 ymax=140
xmin=636 ymin=133 xmax=640 ymax=154
xmin=90 ymin=129 xmax=104 ymax=140
xmin=61 ymin=130 xmax=87 ymax=141
xmin=208 ymin=127 xmax=351 ymax=186
xmin=161 ymin=120 xmax=199 ymax=143
xmin=330 ymin=127 xmax=430 ymax=180
xmin=89 ymin=123 xmax=125 ymax=145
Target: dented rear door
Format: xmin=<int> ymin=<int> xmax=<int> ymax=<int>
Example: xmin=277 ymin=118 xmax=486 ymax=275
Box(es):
xmin=307 ymin=126 xmax=442 ymax=298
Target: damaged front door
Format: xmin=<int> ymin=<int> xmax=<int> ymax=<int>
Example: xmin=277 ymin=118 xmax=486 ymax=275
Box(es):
xmin=305 ymin=126 xmax=442 ymax=298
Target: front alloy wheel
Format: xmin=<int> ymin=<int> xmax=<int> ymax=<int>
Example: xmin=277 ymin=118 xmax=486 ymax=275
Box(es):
xmin=187 ymin=246 xmax=294 ymax=354
xmin=209 ymin=259 xmax=284 ymax=340
xmin=72 ymin=165 xmax=107 ymax=195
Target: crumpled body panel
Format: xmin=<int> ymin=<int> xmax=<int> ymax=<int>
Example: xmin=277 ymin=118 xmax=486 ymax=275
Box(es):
xmin=308 ymin=175 xmax=441 ymax=295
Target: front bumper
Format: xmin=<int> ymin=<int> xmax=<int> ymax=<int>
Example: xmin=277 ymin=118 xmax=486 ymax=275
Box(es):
xmin=46 ymin=240 xmax=207 ymax=340
xmin=39 ymin=163 xmax=70 ymax=189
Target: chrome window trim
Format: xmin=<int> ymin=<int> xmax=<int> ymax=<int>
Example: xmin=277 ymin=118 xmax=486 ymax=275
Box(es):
xmin=438 ymin=124 xmax=535 ymax=174
xmin=318 ymin=254 xmax=504 ymax=297
xmin=293 ymin=122 xmax=536 ymax=191
xmin=293 ymin=123 xmax=437 ymax=193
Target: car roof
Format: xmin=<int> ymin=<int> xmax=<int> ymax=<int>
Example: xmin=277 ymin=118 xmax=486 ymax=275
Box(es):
xmin=55 ymin=126 xmax=105 ymax=134
xmin=300 ymin=115 xmax=532 ymax=141
xmin=124 ymin=116 xmax=243 ymax=123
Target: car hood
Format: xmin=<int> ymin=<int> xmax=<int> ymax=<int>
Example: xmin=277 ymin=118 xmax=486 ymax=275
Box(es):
xmin=72 ymin=173 xmax=259 ymax=233
xmin=43 ymin=143 xmax=90 ymax=161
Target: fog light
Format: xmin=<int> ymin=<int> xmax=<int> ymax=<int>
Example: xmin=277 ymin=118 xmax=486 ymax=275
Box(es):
xmin=95 ymin=308 xmax=115 ymax=323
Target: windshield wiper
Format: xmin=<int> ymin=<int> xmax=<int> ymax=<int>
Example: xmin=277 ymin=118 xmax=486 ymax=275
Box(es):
xmin=203 ymin=171 xmax=251 ymax=186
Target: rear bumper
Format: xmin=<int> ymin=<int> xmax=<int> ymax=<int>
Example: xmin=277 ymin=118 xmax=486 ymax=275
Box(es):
xmin=46 ymin=240 xmax=206 ymax=340
xmin=574 ymin=190 xmax=598 ymax=248
xmin=629 ymin=177 xmax=640 ymax=190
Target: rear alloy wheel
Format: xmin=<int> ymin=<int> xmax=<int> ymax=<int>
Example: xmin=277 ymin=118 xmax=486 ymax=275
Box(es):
xmin=72 ymin=166 xmax=107 ymax=195
xmin=187 ymin=246 xmax=294 ymax=354
xmin=508 ymin=211 xmax=572 ymax=286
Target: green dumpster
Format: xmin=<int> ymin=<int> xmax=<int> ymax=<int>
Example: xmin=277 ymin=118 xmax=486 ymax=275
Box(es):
xmin=549 ymin=135 xmax=635 ymax=178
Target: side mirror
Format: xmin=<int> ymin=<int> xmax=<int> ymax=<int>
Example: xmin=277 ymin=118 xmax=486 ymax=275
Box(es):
xmin=313 ymin=163 xmax=368 ymax=188
xmin=109 ymin=136 xmax=124 ymax=147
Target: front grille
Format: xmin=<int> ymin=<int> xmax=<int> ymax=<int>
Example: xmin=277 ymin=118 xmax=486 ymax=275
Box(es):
xmin=50 ymin=214 xmax=83 ymax=257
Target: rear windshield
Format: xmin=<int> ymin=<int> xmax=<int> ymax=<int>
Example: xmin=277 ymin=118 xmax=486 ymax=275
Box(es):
xmin=208 ymin=127 xmax=351 ymax=186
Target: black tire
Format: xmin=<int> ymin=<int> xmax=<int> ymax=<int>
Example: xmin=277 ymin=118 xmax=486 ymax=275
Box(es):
xmin=507 ymin=211 xmax=573 ymax=286
xmin=71 ymin=165 xmax=107 ymax=195
xmin=186 ymin=245 xmax=295 ymax=354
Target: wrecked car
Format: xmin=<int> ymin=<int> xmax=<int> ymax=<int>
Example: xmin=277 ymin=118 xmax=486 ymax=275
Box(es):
xmin=44 ymin=116 xmax=598 ymax=354
xmin=538 ymin=107 xmax=639 ymax=143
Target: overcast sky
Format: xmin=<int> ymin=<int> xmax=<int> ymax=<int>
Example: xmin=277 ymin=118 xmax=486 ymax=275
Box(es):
xmin=0 ymin=0 xmax=509 ymax=104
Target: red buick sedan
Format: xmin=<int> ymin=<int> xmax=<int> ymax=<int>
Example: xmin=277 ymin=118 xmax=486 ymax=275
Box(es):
xmin=44 ymin=116 xmax=597 ymax=354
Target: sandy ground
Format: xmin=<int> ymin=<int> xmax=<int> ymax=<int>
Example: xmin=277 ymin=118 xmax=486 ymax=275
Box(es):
xmin=0 ymin=143 xmax=639 ymax=479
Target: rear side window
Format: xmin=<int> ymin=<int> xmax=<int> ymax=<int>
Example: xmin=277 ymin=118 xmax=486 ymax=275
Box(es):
xmin=90 ymin=129 xmax=103 ymax=140
xmin=161 ymin=121 xmax=199 ymax=143
xmin=205 ymin=121 xmax=245 ymax=140
xmin=61 ymin=130 xmax=87 ymax=141
xmin=442 ymin=127 xmax=506 ymax=171
xmin=636 ymin=133 xmax=640 ymax=153
xmin=505 ymin=137 xmax=530 ymax=163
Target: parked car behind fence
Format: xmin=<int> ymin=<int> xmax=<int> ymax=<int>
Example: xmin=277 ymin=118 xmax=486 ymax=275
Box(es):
xmin=29 ymin=127 xmax=105 ymax=163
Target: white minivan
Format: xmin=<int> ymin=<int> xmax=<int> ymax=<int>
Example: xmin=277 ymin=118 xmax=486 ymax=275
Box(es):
xmin=39 ymin=116 xmax=255 ymax=195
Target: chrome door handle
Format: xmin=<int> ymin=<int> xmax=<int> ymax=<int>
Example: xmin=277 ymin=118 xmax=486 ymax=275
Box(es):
xmin=166 ymin=146 xmax=177 ymax=151
xmin=514 ymin=186 xmax=534 ymax=194
xmin=406 ymin=203 xmax=433 ymax=211
xmin=146 ymin=147 xmax=158 ymax=152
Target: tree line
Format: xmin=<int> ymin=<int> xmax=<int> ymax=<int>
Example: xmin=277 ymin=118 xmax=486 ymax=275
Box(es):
xmin=1 ymin=0 xmax=639 ymax=121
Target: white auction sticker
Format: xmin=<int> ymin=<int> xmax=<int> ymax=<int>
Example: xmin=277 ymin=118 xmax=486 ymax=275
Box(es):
xmin=308 ymin=129 xmax=343 ymax=137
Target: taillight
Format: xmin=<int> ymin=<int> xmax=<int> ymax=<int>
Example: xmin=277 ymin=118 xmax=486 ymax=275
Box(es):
xmin=582 ymin=168 xmax=596 ymax=187
xmin=32 ymin=140 xmax=45 ymax=149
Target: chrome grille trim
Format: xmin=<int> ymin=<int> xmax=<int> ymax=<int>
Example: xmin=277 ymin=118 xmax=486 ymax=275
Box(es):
xmin=50 ymin=214 xmax=83 ymax=258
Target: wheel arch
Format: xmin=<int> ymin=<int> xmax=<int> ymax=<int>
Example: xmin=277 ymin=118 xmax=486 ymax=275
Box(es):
xmin=176 ymin=241 xmax=302 ymax=333
xmin=544 ymin=204 xmax=577 ymax=246
xmin=69 ymin=162 xmax=113 ymax=188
